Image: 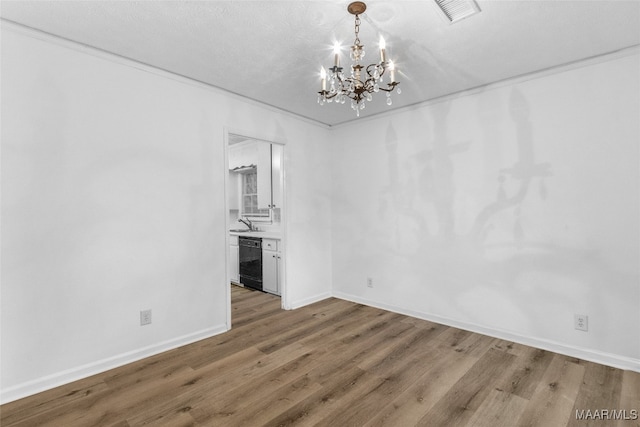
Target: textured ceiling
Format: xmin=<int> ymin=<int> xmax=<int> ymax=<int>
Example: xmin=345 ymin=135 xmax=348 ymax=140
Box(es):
xmin=2 ymin=1 xmax=639 ymax=126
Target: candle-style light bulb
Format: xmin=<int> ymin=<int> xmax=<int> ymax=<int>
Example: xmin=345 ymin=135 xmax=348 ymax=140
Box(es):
xmin=333 ymin=43 xmax=341 ymax=67
xmin=388 ymin=60 xmax=396 ymax=83
xmin=379 ymin=36 xmax=387 ymax=63
xmin=320 ymin=67 xmax=327 ymax=91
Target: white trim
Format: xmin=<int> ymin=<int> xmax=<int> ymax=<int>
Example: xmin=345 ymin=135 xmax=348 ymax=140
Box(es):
xmin=0 ymin=19 xmax=330 ymax=130
xmin=288 ymin=292 xmax=332 ymax=310
xmin=332 ymin=291 xmax=640 ymax=373
xmin=222 ymin=128 xmax=290 ymax=311
xmin=223 ymin=129 xmax=233 ymax=330
xmin=4 ymin=18 xmax=636 ymax=130
xmin=4 ymin=287 xmax=637 ymax=404
xmin=5 ymin=18 xmax=640 ymax=129
xmin=0 ymin=324 xmax=228 ymax=404
xmin=274 ymin=142 xmax=288 ymax=311
xmin=226 ymin=129 xmax=287 ymax=148
xmin=331 ymin=44 xmax=640 ymax=129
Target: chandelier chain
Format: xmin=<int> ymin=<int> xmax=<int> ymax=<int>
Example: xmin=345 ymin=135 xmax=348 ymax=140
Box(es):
xmin=354 ymin=14 xmax=361 ymax=46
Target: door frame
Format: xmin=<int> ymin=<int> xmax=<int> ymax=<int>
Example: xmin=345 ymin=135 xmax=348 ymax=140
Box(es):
xmin=223 ymin=128 xmax=288 ymax=329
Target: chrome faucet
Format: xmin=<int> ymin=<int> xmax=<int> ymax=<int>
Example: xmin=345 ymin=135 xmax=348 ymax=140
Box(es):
xmin=238 ymin=218 xmax=253 ymax=231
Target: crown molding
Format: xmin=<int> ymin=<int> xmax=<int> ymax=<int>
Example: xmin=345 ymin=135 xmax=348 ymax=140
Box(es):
xmin=1 ymin=19 xmax=331 ymax=130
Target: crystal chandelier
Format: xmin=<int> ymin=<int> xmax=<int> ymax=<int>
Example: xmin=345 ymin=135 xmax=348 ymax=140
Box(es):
xmin=318 ymin=1 xmax=400 ymax=117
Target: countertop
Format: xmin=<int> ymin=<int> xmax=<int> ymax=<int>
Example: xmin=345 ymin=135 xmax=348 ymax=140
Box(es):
xmin=229 ymin=230 xmax=281 ymax=240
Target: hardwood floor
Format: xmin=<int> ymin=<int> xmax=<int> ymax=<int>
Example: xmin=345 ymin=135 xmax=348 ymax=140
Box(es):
xmin=2 ymin=285 xmax=639 ymax=426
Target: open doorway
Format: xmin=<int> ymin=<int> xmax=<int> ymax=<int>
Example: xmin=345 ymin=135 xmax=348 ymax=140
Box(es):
xmin=224 ymin=132 xmax=286 ymax=326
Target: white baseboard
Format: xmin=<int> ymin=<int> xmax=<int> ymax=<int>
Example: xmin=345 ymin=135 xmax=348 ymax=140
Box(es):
xmin=1 ymin=324 xmax=228 ymax=404
xmin=288 ymin=292 xmax=332 ymax=310
xmin=332 ymin=291 xmax=640 ymax=373
xmin=5 ymin=292 xmax=637 ymax=404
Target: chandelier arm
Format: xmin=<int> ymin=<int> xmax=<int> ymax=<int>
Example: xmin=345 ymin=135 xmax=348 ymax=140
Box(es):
xmin=365 ymin=62 xmax=384 ymax=79
xmin=342 ymin=76 xmax=366 ymax=90
xmin=318 ymin=90 xmax=341 ymax=100
xmin=334 ymin=72 xmax=349 ymax=91
xmin=377 ymin=82 xmax=400 ymax=92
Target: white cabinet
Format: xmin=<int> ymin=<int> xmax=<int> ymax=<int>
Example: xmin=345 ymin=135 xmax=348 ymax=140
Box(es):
xmin=229 ymin=141 xmax=273 ymax=216
xmin=228 ymin=171 xmax=240 ymax=211
xmin=271 ymin=144 xmax=283 ymax=209
xmin=229 ymin=235 xmax=239 ymax=284
xmin=256 ymin=143 xmax=272 ymax=210
xmin=229 ymin=142 xmax=260 ymax=170
xmin=262 ymin=238 xmax=281 ymax=295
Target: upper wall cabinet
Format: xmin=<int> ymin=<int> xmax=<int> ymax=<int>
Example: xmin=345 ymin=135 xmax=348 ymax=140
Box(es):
xmin=228 ymin=170 xmax=240 ymax=211
xmin=229 ymin=139 xmax=282 ymax=219
xmin=271 ymin=143 xmax=283 ymax=210
xmin=229 ymin=141 xmax=271 ymax=211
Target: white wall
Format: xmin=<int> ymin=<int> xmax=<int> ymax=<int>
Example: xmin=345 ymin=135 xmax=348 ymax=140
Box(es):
xmin=0 ymin=24 xmax=332 ymax=402
xmin=331 ymin=51 xmax=640 ymax=370
xmin=2 ymin=21 xmax=637 ymax=406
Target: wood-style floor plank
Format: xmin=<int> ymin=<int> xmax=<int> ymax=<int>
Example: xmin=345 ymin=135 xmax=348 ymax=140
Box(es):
xmin=516 ymin=355 xmax=586 ymax=427
xmin=495 ymin=346 xmax=555 ymax=400
xmin=419 ymin=348 xmax=517 ymax=426
xmin=371 ymin=345 xmax=476 ymax=425
xmin=616 ymin=371 xmax=640 ymax=427
xmin=2 ymin=285 xmax=638 ymax=427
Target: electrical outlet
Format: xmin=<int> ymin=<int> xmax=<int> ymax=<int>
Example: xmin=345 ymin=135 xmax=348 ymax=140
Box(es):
xmin=140 ymin=309 xmax=152 ymax=326
xmin=367 ymin=277 xmax=373 ymax=288
xmin=574 ymin=314 xmax=588 ymax=332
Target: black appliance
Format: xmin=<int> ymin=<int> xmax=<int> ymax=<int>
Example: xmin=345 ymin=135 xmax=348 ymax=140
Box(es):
xmin=239 ymin=236 xmax=262 ymax=291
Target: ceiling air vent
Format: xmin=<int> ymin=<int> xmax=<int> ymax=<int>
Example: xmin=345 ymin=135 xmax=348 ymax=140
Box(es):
xmin=434 ymin=0 xmax=481 ymax=23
